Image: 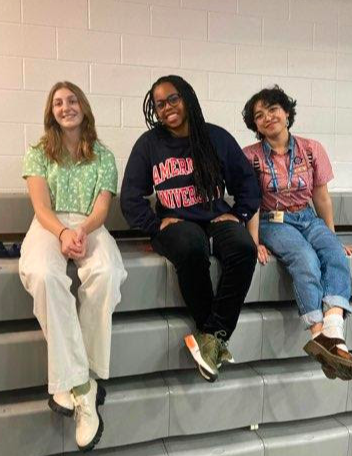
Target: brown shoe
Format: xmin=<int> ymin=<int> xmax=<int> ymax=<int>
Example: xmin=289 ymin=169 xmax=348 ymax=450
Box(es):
xmin=304 ymin=333 xmax=352 ymax=381
xmin=321 ymin=363 xmax=337 ymax=380
xmin=321 ymin=359 xmax=352 ymax=380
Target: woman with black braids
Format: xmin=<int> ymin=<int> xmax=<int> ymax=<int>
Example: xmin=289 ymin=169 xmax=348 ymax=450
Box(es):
xmin=121 ymin=75 xmax=260 ymax=382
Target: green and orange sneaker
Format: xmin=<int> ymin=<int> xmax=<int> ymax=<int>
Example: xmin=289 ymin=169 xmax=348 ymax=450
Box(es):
xmin=217 ymin=342 xmax=235 ymax=368
xmin=184 ymin=331 xmax=221 ymax=382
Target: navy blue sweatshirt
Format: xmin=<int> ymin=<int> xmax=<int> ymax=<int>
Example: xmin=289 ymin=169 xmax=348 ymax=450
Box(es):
xmin=121 ymin=123 xmax=260 ymax=236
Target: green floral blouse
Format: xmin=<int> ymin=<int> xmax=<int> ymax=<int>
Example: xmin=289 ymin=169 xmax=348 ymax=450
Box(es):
xmin=23 ymin=141 xmax=117 ymax=216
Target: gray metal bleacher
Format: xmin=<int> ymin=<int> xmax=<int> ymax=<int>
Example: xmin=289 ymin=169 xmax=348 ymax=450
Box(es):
xmin=0 ymin=193 xmax=352 ymax=456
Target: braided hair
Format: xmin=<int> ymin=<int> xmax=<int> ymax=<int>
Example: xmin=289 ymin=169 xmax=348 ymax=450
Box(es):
xmin=143 ymin=75 xmax=223 ymax=207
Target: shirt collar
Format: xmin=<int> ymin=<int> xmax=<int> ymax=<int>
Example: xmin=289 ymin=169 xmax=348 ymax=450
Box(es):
xmin=262 ymin=134 xmax=295 ymax=157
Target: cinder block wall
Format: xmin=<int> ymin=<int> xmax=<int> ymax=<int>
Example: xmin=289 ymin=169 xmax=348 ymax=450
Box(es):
xmin=0 ymin=0 xmax=352 ymax=192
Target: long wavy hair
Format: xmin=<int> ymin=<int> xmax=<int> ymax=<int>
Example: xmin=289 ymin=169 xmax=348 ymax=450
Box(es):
xmin=143 ymin=75 xmax=223 ymax=206
xmin=37 ymin=81 xmax=97 ymax=163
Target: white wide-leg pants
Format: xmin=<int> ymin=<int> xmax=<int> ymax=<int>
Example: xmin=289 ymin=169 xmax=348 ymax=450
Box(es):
xmin=19 ymin=213 xmax=127 ymax=394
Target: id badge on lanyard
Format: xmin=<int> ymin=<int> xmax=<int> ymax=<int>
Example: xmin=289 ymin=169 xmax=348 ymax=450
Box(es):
xmin=269 ymin=209 xmax=284 ymax=223
xmin=263 ymin=138 xmax=295 ymax=224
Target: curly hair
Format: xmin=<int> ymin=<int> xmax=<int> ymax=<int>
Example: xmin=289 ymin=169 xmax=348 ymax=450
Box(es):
xmin=37 ymin=81 xmax=98 ymax=163
xmin=143 ymin=75 xmax=223 ymax=206
xmin=242 ymin=85 xmax=297 ymax=140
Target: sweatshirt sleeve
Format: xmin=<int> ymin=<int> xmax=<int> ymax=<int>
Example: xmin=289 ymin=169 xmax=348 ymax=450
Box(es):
xmin=120 ymin=135 xmax=161 ymax=236
xmin=221 ymin=132 xmax=261 ymax=222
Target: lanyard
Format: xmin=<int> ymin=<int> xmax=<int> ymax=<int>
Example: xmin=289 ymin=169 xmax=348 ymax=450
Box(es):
xmin=262 ymin=135 xmax=295 ymax=193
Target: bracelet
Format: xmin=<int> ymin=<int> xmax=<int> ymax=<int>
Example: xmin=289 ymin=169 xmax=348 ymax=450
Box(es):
xmin=58 ymin=227 xmax=68 ymax=241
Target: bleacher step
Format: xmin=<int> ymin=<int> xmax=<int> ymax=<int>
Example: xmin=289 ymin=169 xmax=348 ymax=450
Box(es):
xmin=0 ymin=304 xmax=318 ymax=392
xmin=1 ymin=241 xmax=350 ymax=322
xmin=0 ymin=246 xmax=168 ymax=320
xmin=0 ymin=358 xmax=351 ymax=456
xmin=251 ymin=357 xmax=349 ymax=422
xmin=163 ymin=366 xmax=263 ymax=436
xmin=53 ymin=414 xmax=352 ymax=456
xmin=3 ymin=305 xmax=352 ymax=392
xmin=0 ymin=312 xmax=169 ymax=391
xmin=62 ymin=440 xmax=168 ymax=456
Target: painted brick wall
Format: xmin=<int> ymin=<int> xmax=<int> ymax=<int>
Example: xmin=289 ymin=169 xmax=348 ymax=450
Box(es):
xmin=0 ymin=0 xmax=352 ymax=191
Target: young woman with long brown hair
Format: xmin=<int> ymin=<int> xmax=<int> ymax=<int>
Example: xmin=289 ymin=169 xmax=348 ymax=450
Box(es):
xmin=19 ymin=81 xmax=127 ymax=451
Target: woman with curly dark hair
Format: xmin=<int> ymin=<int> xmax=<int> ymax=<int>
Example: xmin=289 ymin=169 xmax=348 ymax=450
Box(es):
xmin=242 ymin=85 xmax=352 ymax=381
xmin=121 ymin=75 xmax=260 ymax=382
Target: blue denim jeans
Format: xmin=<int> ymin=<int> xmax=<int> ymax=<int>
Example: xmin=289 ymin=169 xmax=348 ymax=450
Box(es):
xmin=260 ymin=207 xmax=351 ymax=328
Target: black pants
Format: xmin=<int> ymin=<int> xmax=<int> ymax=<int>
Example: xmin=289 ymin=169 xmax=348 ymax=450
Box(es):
xmin=151 ymin=220 xmax=257 ymax=340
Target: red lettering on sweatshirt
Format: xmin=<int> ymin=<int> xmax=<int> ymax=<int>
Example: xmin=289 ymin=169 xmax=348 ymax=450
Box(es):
xmin=157 ymin=185 xmax=204 ymax=209
xmin=158 ymin=188 xmax=175 ymax=209
xmin=153 ymin=166 xmax=161 ymax=186
xmin=173 ymin=188 xmax=182 ymax=208
xmin=159 ymin=161 xmax=171 ymax=182
xmin=152 ymin=157 xmax=194 ymax=185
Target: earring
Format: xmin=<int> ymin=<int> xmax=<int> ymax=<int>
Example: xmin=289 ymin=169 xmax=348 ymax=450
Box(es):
xmin=286 ymin=118 xmax=289 ymax=127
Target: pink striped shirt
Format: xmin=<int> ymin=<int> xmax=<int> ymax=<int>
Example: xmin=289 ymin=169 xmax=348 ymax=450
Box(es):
xmin=243 ymin=136 xmax=333 ymax=212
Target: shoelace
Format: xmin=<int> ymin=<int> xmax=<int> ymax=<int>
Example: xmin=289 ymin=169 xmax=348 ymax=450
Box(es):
xmin=214 ymin=330 xmax=227 ymax=345
xmin=206 ymin=331 xmax=226 ymax=361
xmin=214 ymin=330 xmax=229 ymax=355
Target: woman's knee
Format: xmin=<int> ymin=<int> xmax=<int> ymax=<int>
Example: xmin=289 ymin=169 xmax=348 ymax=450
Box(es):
xmin=23 ymin=263 xmax=61 ymax=286
xmin=156 ymin=222 xmax=209 ymax=264
xmin=83 ymin=262 xmax=122 ymax=288
xmin=324 ymin=243 xmax=349 ymax=266
xmin=287 ymin=247 xmax=321 ymax=277
xmin=223 ymin=234 xmax=257 ymax=267
xmin=178 ymin=239 xmax=210 ymax=267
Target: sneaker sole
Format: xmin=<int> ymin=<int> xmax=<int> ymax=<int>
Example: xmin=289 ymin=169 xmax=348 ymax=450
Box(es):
xmin=217 ymin=357 xmax=235 ymax=368
xmin=321 ymin=362 xmax=337 ymax=380
xmin=319 ymin=356 xmax=349 ymax=380
xmin=77 ymin=383 xmax=106 ymax=452
xmin=48 ymin=396 xmax=74 ymax=417
xmin=78 ymin=412 xmax=104 ymax=453
xmin=184 ymin=335 xmax=218 ymax=382
xmin=198 ymin=365 xmax=211 ymax=381
xmin=304 ymin=340 xmax=352 ymax=380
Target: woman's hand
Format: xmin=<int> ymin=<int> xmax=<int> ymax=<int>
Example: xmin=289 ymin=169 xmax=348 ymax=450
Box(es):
xmin=74 ymin=226 xmax=88 ymax=258
xmin=160 ymin=217 xmax=183 ymax=230
xmin=257 ymin=244 xmax=271 ymax=265
xmin=211 ymin=213 xmax=239 ymax=223
xmin=344 ymin=245 xmax=352 ymax=257
xmin=60 ymin=229 xmax=86 ymax=259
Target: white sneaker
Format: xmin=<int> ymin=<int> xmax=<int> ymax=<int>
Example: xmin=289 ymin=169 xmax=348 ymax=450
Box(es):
xmin=48 ymin=391 xmax=74 ymax=417
xmin=71 ymin=379 xmax=106 ymax=451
